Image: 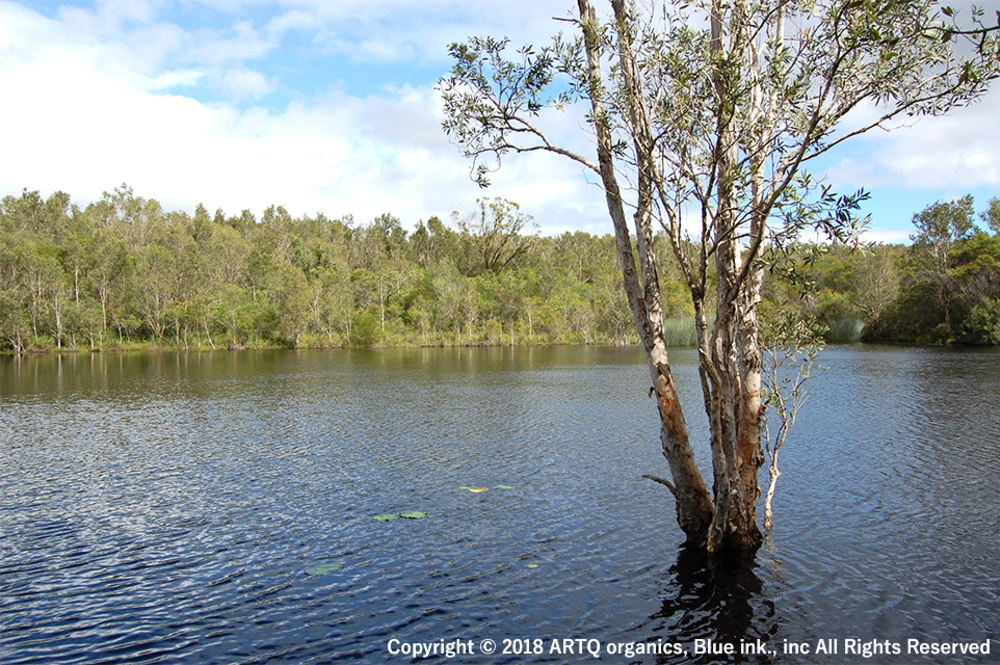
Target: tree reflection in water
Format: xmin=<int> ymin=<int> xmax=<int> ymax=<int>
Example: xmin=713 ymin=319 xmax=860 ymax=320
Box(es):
xmin=644 ymin=545 xmax=778 ymax=665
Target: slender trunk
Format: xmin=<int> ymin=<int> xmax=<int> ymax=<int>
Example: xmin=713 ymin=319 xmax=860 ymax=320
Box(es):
xmin=738 ymin=0 xmax=788 ymax=531
xmin=737 ymin=275 xmax=765 ymax=524
xmin=705 ymin=0 xmax=763 ymax=554
xmin=54 ymin=292 xmax=63 ymax=349
xmin=204 ymin=322 xmax=216 ymax=350
xmin=379 ymin=276 xmax=386 ymax=331
xmin=764 ymin=449 xmax=780 ymax=531
xmin=100 ymin=287 xmax=108 ymax=333
xmin=585 ymin=0 xmax=713 ymax=542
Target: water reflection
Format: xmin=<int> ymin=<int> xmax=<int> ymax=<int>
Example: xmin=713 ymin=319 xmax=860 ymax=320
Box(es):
xmin=633 ymin=545 xmax=775 ymax=665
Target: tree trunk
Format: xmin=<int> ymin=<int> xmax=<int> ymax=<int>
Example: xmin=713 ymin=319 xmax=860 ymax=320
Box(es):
xmin=584 ymin=0 xmax=714 ymax=543
xmin=764 ymin=450 xmax=780 ymax=531
xmin=703 ymin=0 xmax=764 ymax=554
xmin=649 ymin=346 xmax=715 ymax=543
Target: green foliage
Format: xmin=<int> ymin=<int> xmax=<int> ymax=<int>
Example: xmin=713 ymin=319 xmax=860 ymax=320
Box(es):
xmin=3 ymin=186 xmax=1000 ymax=352
xmin=961 ymin=298 xmax=1000 ymax=345
xmin=350 ymin=311 xmax=381 ymax=349
xmin=0 ymin=187 xmax=641 ymax=352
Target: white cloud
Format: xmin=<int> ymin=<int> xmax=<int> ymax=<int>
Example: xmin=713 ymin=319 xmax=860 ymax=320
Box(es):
xmin=217 ymin=66 xmax=275 ymax=99
xmin=94 ymin=0 xmax=163 ymax=24
xmin=0 ymin=0 xmax=611 ymax=235
xmin=822 ymin=90 xmax=1000 ymax=192
xmin=150 ymin=68 xmax=205 ymax=90
xmin=862 ymin=228 xmax=914 ymax=245
xmin=30 ymin=0 xmax=1000 ymax=242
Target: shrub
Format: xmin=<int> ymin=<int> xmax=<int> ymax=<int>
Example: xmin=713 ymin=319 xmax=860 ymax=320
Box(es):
xmin=350 ymin=311 xmax=382 ymax=349
xmin=961 ymin=298 xmax=1000 ymax=345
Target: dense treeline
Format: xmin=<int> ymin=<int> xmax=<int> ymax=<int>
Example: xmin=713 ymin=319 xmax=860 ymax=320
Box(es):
xmin=2 ymin=186 xmax=999 ymax=353
xmin=0 ymin=186 xmax=651 ymax=352
xmin=774 ymin=194 xmax=1000 ymax=345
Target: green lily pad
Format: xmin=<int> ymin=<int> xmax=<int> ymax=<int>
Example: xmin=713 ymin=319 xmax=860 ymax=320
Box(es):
xmin=373 ymin=513 xmax=400 ymax=522
xmin=399 ymin=511 xmax=428 ymax=519
xmin=305 ymin=563 xmax=343 ymax=576
xmin=494 ymin=485 xmax=514 ymax=490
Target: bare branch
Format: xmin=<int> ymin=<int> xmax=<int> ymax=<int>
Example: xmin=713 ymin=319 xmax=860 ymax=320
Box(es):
xmin=642 ymin=474 xmax=678 ymax=496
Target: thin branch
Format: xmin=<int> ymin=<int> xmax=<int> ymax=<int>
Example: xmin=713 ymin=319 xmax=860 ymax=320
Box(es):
xmin=642 ymin=473 xmax=678 ymax=496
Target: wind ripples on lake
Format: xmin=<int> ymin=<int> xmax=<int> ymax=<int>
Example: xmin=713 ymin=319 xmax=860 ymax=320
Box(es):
xmin=2 ymin=346 xmax=998 ymax=664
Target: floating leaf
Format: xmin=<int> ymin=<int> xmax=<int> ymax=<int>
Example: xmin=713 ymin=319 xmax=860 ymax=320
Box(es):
xmin=373 ymin=513 xmax=400 ymax=522
xmin=399 ymin=511 xmax=428 ymax=519
xmin=494 ymin=485 xmax=513 ymax=490
xmin=527 ymin=564 xmax=539 ymax=569
xmin=463 ymin=487 xmax=489 ymax=493
xmin=305 ymin=563 xmax=343 ymax=576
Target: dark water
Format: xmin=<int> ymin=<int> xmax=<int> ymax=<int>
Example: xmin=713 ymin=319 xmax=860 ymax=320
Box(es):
xmin=1 ymin=346 xmax=998 ymax=664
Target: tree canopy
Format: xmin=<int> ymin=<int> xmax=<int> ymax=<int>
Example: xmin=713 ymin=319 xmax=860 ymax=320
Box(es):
xmin=0 ymin=187 xmax=998 ymax=355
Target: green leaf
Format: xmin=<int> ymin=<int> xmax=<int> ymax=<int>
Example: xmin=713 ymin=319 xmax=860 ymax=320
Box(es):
xmin=373 ymin=513 xmax=400 ymax=522
xmin=399 ymin=511 xmax=428 ymax=519
xmin=494 ymin=485 xmax=514 ymax=490
xmin=304 ymin=563 xmax=343 ymax=576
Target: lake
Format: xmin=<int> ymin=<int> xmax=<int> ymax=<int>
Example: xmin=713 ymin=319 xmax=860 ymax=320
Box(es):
xmin=1 ymin=345 xmax=998 ymax=664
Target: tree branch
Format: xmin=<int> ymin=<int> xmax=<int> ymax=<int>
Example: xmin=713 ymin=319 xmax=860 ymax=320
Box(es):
xmin=642 ymin=473 xmax=678 ymax=496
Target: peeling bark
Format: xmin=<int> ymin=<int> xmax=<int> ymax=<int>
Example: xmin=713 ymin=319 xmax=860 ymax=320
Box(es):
xmin=581 ymin=0 xmax=714 ymax=542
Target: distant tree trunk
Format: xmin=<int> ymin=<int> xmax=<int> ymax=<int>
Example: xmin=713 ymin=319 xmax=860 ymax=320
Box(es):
xmin=53 ymin=291 xmax=64 ymax=349
xmin=204 ymin=322 xmax=216 ymax=350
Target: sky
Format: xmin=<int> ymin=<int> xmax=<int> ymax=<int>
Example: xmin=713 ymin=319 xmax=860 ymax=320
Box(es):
xmin=0 ymin=0 xmax=998 ymax=243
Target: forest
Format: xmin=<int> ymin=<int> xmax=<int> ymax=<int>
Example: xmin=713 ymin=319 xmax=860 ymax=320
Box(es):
xmin=1 ymin=185 xmax=999 ymax=353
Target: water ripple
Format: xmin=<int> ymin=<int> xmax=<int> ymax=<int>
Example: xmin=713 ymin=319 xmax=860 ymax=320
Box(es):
xmin=2 ymin=347 xmax=998 ymax=664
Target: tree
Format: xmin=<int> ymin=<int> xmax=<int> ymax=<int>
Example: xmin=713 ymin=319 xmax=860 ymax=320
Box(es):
xmin=87 ymin=225 xmax=129 ymax=338
xmin=267 ymin=262 xmax=313 ymax=347
xmin=454 ymin=197 xmax=537 ymax=274
xmin=760 ymin=312 xmax=825 ymax=531
xmin=0 ymin=290 xmax=31 ymax=352
xmin=441 ymin=0 xmax=1000 ymax=555
xmin=910 ymin=195 xmax=980 ymax=339
xmin=851 ymin=246 xmax=901 ymax=330
xmin=962 ymin=297 xmax=1000 ymax=345
xmin=910 ymin=195 xmax=978 ymax=274
xmin=410 ymin=216 xmax=459 ymax=270
xmin=981 ymin=197 xmax=1000 ymax=235
xmin=354 ymin=214 xmax=414 ymax=332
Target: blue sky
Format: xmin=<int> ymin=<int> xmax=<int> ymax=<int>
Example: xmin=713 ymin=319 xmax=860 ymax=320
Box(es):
xmin=1 ymin=0 xmax=998 ymax=242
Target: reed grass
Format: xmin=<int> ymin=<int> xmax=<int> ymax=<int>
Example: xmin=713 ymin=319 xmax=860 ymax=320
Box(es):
xmin=662 ymin=318 xmax=698 ymax=346
xmin=825 ymin=317 xmax=864 ymax=343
